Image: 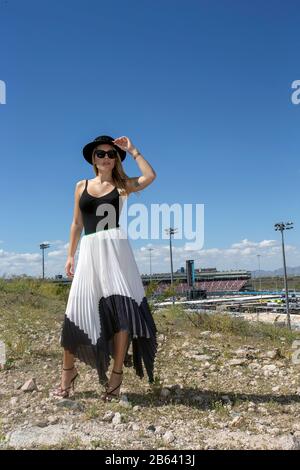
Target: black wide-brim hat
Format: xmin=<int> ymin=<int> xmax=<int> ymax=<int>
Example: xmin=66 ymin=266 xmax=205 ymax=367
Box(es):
xmin=82 ymin=135 xmax=126 ymax=164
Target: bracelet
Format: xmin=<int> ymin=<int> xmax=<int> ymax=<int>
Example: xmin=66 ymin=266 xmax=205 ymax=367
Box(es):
xmin=132 ymin=149 xmax=142 ymax=159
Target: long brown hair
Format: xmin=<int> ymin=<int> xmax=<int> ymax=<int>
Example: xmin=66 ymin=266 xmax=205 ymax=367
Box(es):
xmin=92 ymin=147 xmax=141 ymax=197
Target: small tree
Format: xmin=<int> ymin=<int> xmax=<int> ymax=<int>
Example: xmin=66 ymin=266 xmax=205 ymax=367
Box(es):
xmin=162 ymin=278 xmax=182 ymax=300
xmin=145 ymin=280 xmax=159 ymax=298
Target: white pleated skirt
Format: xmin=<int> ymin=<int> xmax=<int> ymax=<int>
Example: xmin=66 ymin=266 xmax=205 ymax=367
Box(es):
xmin=59 ymin=226 xmax=157 ymax=386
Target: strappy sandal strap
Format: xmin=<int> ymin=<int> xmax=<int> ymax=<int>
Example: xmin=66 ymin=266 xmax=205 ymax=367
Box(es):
xmin=106 ymin=381 xmax=122 ymax=395
xmin=103 ymin=370 xmax=123 ymax=400
xmin=53 ymin=384 xmax=72 ymax=397
xmin=53 ymin=366 xmax=78 ymax=397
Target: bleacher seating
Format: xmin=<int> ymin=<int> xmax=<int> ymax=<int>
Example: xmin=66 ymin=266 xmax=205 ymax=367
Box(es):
xmin=147 ymin=279 xmax=248 ymax=295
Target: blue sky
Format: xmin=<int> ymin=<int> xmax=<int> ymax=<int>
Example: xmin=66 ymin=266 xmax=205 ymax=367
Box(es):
xmin=0 ymin=0 xmax=299 ymax=277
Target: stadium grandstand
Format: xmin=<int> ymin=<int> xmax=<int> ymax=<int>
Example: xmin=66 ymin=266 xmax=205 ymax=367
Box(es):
xmin=141 ymin=267 xmax=252 ymax=295
xmin=54 ymin=267 xmax=252 ymax=296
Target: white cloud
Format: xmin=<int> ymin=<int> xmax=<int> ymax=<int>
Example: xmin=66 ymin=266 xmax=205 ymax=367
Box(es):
xmin=134 ymin=239 xmax=300 ymax=273
xmin=0 ymin=241 xmax=77 ymax=278
xmin=1 ymin=238 xmax=300 ymax=278
xmin=259 ymin=239 xmax=277 ymax=248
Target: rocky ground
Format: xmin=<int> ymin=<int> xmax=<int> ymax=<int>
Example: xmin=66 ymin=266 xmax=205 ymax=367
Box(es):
xmin=1 ymin=279 xmax=300 ymax=450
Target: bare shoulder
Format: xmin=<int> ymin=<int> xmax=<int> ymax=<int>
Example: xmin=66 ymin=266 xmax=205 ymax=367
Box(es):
xmin=75 ymin=179 xmax=86 ymax=199
xmin=76 ymin=179 xmax=87 ymax=189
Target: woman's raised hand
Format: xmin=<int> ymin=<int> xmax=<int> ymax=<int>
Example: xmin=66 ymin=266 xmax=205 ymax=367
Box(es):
xmin=112 ymin=136 xmax=135 ymax=154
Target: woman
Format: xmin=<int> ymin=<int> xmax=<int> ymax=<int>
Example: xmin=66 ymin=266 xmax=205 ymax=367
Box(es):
xmin=53 ymin=135 xmax=158 ymax=402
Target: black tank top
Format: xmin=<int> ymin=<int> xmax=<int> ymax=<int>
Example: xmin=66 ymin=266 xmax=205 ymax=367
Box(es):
xmin=79 ymin=179 xmax=120 ymax=235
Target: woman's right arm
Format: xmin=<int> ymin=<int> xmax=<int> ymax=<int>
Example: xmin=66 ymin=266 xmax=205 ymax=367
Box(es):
xmin=65 ymin=181 xmax=84 ymax=278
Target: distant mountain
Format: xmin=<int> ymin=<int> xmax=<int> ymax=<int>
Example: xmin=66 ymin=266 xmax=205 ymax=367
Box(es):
xmin=251 ymin=267 xmax=300 ymax=277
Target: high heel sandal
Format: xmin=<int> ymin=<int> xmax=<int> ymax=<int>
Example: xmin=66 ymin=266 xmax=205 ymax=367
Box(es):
xmin=101 ymin=370 xmax=123 ymax=402
xmin=52 ymin=366 xmax=79 ymax=399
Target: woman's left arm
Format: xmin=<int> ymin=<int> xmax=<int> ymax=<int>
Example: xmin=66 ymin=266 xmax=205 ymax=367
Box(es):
xmin=113 ymin=136 xmax=157 ymax=194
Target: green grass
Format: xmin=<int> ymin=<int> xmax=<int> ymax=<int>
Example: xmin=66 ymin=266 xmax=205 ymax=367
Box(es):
xmin=0 ymin=276 xmax=70 ymax=302
xmin=210 ymin=399 xmax=231 ymax=416
xmin=0 ymin=278 xmax=68 ymax=367
xmin=2 ymin=277 xmax=300 ymax=450
xmin=184 ymin=309 xmax=300 ymax=344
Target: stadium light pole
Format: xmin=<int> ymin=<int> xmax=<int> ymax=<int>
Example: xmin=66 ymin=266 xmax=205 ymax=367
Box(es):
xmin=274 ymin=222 xmax=293 ymax=330
xmin=257 ymin=254 xmax=262 ymax=292
xmin=39 ymin=243 xmax=50 ymax=280
xmin=257 ymin=254 xmax=262 ymax=311
xmin=147 ymin=247 xmax=154 ymax=282
xmin=165 ymin=227 xmax=178 ymax=306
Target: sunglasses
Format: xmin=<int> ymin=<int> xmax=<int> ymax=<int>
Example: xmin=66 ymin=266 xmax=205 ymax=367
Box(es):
xmin=94 ymin=149 xmax=118 ymax=159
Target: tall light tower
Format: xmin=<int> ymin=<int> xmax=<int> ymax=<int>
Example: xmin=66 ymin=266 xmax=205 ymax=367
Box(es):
xmin=257 ymin=254 xmax=262 ymax=292
xmin=274 ymin=222 xmax=293 ymax=330
xmin=40 ymin=243 xmax=50 ymax=280
xmin=147 ymin=247 xmax=154 ymax=282
xmin=165 ymin=227 xmax=178 ymax=306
